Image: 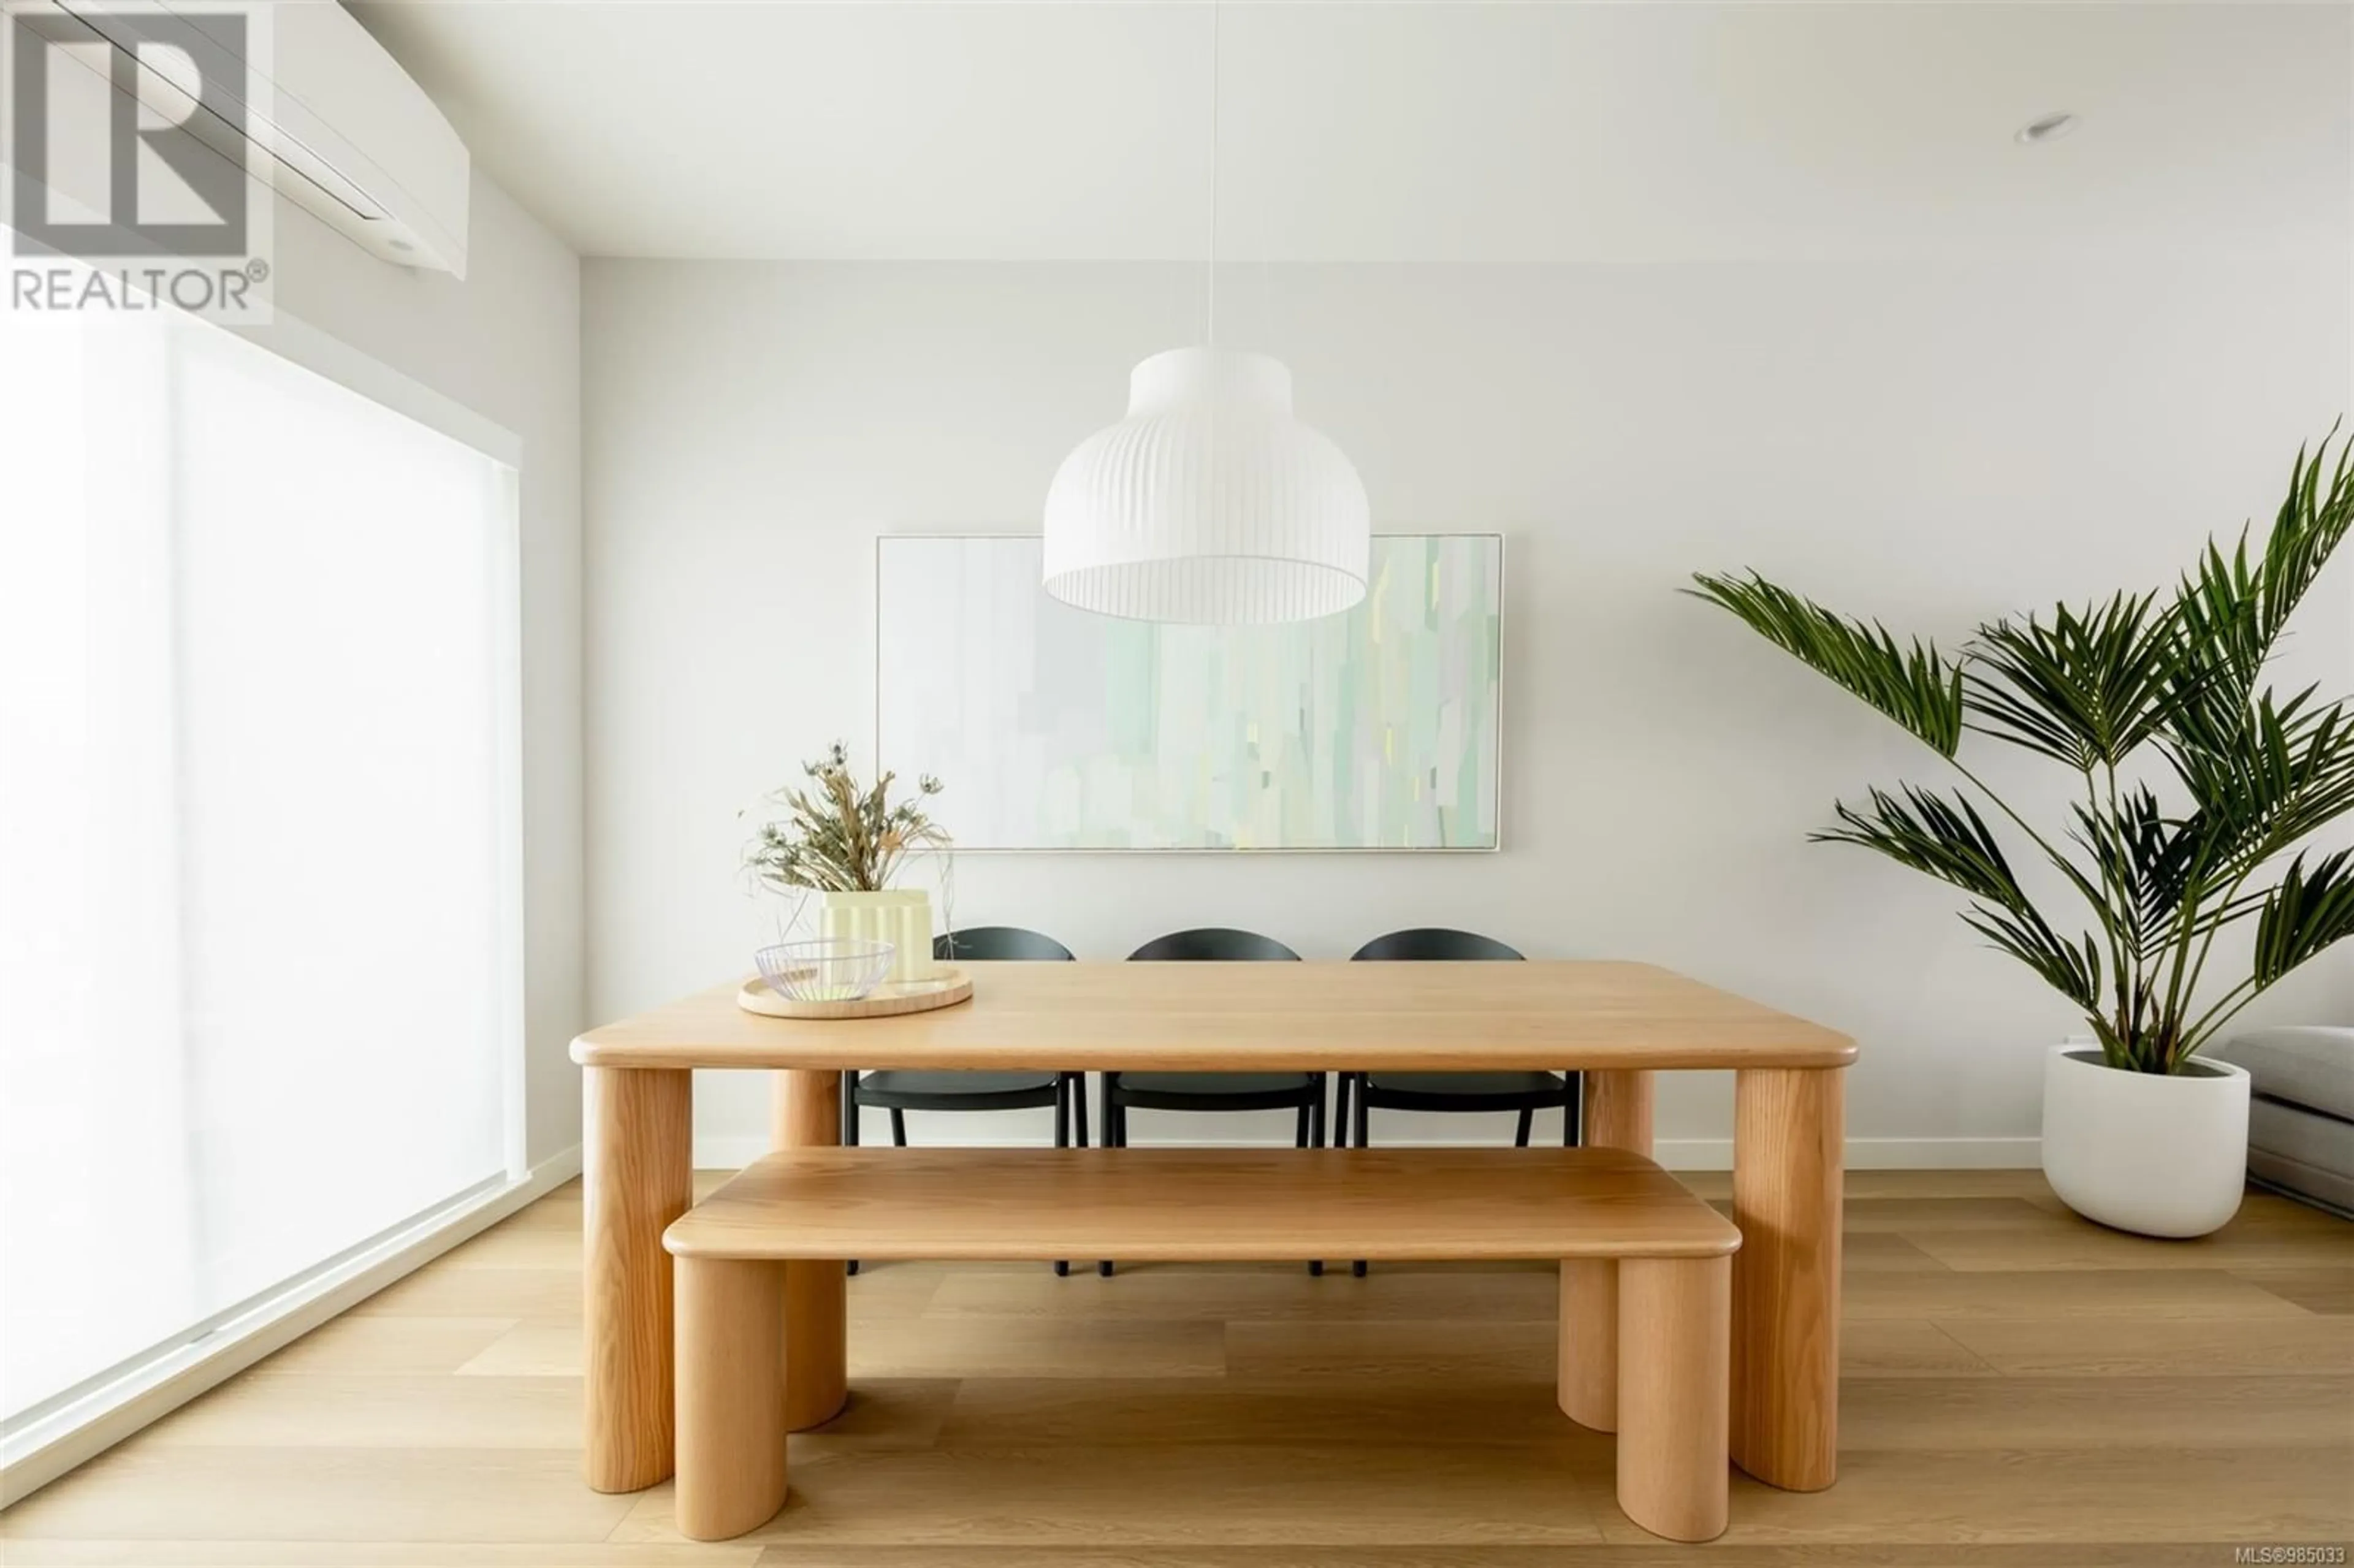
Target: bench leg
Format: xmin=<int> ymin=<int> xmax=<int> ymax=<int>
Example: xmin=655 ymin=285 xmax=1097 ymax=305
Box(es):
xmin=1557 ymin=1068 xmax=1653 ymax=1433
xmin=774 ymin=1070 xmax=848 ymax=1430
xmin=1615 ymin=1255 xmax=1731 ymax=1544
xmin=676 ymin=1256 xmax=789 ymax=1541
xmin=1556 ymin=1258 xmax=1617 ymax=1431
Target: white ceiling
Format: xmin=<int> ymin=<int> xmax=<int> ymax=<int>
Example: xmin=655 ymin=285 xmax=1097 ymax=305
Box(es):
xmin=349 ymin=2 xmax=2352 ymax=263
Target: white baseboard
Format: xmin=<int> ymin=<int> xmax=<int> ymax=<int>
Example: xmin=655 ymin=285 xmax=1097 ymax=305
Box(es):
xmin=692 ymin=1134 xmax=2041 ymax=1171
xmin=1655 ymin=1136 xmax=2041 ymax=1170
xmin=0 ymin=1144 xmax=585 ymax=1511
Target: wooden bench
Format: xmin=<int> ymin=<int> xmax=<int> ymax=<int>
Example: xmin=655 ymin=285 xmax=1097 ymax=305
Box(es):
xmin=662 ymin=1146 xmax=1743 ymax=1544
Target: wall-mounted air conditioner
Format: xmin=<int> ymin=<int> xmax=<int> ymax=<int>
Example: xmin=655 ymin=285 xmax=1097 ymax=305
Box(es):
xmin=15 ymin=0 xmax=471 ymax=276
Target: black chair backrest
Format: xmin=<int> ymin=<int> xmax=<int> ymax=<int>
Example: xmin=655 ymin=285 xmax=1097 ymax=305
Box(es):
xmin=935 ymin=926 xmax=1076 ymax=962
xmin=1350 ymin=927 xmax=1523 ymax=962
xmin=1129 ymin=927 xmax=1300 ymax=962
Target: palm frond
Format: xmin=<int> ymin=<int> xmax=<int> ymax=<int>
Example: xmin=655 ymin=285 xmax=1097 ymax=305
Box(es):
xmin=2174 ymin=426 xmax=2354 ymax=712
xmin=1688 ymin=573 xmax=1964 ymax=757
xmin=1812 ymin=784 xmax=2105 ymax=1010
xmin=2162 ymin=691 xmax=2354 ymax=896
xmin=1960 ymin=903 xmax=2106 ymax=1014
xmin=2252 ymin=847 xmax=2354 ymax=992
xmin=2065 ymin=787 xmax=2182 ymax=958
xmin=1811 ymin=785 xmax=2017 ymax=901
xmin=1965 ymin=592 xmax=2181 ymax=771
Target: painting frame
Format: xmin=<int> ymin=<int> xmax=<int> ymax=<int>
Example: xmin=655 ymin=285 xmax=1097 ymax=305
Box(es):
xmin=874 ymin=531 xmax=1506 ymax=854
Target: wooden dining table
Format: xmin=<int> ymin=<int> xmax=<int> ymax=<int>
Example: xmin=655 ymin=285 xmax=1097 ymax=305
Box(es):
xmin=569 ymin=959 xmax=1857 ymax=1498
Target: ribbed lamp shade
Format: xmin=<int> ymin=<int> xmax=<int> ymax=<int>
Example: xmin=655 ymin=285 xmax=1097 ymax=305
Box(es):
xmin=1042 ymin=348 xmax=1371 ymax=624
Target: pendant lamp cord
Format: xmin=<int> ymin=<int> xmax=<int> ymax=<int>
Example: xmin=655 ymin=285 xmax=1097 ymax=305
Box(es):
xmin=1205 ymin=0 xmax=1219 ymax=349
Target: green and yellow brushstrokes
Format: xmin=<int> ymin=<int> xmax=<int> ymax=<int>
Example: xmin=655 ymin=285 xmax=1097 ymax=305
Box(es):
xmin=880 ymin=534 xmax=1502 ymax=851
xmin=1042 ymin=535 xmax=1498 ymax=850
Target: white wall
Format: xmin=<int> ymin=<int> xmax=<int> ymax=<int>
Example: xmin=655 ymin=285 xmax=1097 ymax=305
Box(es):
xmin=583 ymin=257 xmax=2351 ymax=1166
xmin=265 ymin=178 xmax=584 ymax=1168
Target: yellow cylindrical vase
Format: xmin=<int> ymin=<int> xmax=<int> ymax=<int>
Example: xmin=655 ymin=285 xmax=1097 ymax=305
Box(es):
xmin=818 ymin=890 xmax=935 ymax=984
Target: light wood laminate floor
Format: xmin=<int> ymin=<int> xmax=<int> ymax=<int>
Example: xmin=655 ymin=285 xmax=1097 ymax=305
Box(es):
xmin=4 ymin=1170 xmax=2348 ymax=1566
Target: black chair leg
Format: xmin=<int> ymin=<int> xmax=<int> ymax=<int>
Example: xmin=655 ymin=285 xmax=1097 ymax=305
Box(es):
xmin=1072 ymin=1073 xmax=1090 ymax=1149
xmin=1333 ymin=1074 xmax=1350 ymax=1147
xmin=1295 ymin=1104 xmax=1311 ymax=1149
xmin=1309 ymin=1092 xmax=1327 ymax=1281
xmin=1306 ymin=1092 xmax=1324 ymax=1273
xmin=1051 ymin=1079 xmax=1073 ymax=1276
xmin=1305 ymin=1081 xmax=1329 ymax=1274
xmin=1099 ymin=1089 xmax=1120 ymax=1275
xmin=1567 ymin=1073 xmax=1583 ymax=1146
xmin=842 ymin=1071 xmax=861 ymax=1147
xmin=848 ymin=1258 xmax=860 ymax=1276
xmin=1349 ymin=1080 xmax=1370 ymax=1277
xmin=890 ymin=1108 xmax=909 ymax=1147
xmin=1514 ymin=1108 xmax=1534 ymax=1148
xmin=1563 ymin=1091 xmax=1575 ymax=1146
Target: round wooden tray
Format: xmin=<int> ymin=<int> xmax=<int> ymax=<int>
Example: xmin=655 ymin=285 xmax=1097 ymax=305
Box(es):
xmin=737 ymin=966 xmax=974 ymax=1021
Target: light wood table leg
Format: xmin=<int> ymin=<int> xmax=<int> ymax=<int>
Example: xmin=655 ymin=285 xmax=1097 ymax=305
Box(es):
xmin=1731 ymin=1065 xmax=1843 ymax=1491
xmin=676 ymin=1256 xmax=788 ymax=1541
xmin=1558 ymin=1068 xmax=1653 ymax=1429
xmin=583 ymin=1066 xmax=691 ymax=1492
xmin=774 ymin=1068 xmax=848 ymax=1430
xmin=1583 ymin=1068 xmax=1655 ymax=1157
xmin=1616 ymin=1254 xmax=1731 ymax=1543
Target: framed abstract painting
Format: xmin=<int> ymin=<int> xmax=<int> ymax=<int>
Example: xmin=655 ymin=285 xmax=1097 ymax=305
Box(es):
xmin=875 ymin=533 xmax=1502 ymax=851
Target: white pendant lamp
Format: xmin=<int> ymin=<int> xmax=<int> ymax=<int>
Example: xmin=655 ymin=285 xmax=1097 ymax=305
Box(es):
xmin=1041 ymin=6 xmax=1369 ymax=625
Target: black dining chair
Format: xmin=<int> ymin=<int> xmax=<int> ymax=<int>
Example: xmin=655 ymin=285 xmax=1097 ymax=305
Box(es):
xmin=844 ymin=925 xmax=1085 ymax=1276
xmin=1101 ymin=926 xmax=1328 ymax=1276
xmin=1337 ymin=927 xmax=1579 ymax=1277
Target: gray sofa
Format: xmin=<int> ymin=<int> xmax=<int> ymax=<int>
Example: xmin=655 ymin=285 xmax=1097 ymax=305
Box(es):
xmin=2206 ymin=1026 xmax=2354 ymax=1217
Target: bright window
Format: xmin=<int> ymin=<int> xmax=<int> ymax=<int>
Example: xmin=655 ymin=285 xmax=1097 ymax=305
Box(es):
xmin=0 ymin=303 xmax=523 ymax=1429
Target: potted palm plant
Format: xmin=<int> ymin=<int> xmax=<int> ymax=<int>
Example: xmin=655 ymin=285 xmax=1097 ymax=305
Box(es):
xmin=1691 ymin=433 xmax=2354 ymax=1237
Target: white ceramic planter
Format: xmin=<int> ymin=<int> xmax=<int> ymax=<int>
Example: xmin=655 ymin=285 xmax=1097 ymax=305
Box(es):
xmin=818 ymin=890 xmax=934 ymax=985
xmin=2040 ymin=1043 xmax=2250 ymax=1238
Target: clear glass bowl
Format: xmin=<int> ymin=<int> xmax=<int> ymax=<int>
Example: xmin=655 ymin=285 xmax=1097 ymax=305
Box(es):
xmin=755 ymin=938 xmax=896 ymax=1003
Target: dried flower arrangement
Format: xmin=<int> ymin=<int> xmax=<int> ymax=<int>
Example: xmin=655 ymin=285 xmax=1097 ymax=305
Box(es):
xmin=746 ymin=743 xmax=947 ymax=894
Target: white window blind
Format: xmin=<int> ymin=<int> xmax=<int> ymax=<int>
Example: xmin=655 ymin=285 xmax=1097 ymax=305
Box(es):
xmin=0 ymin=305 xmax=523 ymax=1428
